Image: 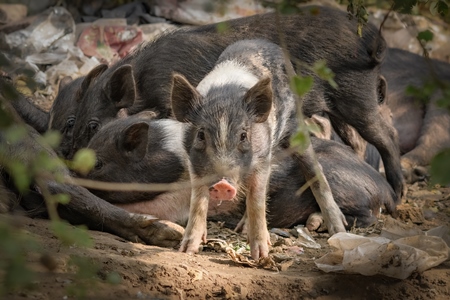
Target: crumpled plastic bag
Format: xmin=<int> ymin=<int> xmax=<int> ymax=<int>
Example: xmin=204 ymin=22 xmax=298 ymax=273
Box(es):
xmin=151 ymin=0 xmax=272 ymax=25
xmin=76 ymin=18 xmax=143 ymax=64
xmin=2 ymin=6 xmax=100 ymax=89
xmin=315 ymin=218 xmax=450 ymax=279
xmin=5 ymin=6 xmax=75 ymax=60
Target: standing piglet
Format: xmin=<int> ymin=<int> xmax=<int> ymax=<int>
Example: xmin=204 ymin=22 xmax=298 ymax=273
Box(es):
xmin=170 ymin=39 xmax=299 ymax=259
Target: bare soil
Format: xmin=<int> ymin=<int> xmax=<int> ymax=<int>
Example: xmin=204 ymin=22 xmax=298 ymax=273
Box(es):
xmin=4 ymin=182 xmax=450 ymax=300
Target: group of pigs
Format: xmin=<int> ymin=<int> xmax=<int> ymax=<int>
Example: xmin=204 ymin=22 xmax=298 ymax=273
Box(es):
xmin=2 ymin=5 xmax=450 ymax=259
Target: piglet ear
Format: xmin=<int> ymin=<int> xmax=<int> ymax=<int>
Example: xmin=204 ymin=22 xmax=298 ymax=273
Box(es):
xmin=58 ymin=76 xmax=73 ymax=91
xmin=105 ymin=64 xmax=136 ymax=109
xmin=77 ymin=64 xmax=108 ymax=102
xmin=244 ymin=77 xmax=273 ymax=123
xmin=378 ymin=75 xmax=387 ymax=105
xmin=121 ymin=122 xmax=149 ymax=161
xmin=170 ymin=73 xmax=202 ymax=123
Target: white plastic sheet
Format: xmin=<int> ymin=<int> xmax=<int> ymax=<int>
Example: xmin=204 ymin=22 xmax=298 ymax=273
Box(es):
xmin=315 ymin=218 xmax=450 ymax=279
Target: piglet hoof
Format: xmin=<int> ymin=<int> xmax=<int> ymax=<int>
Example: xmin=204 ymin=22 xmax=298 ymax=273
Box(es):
xmin=132 ymin=214 xmax=184 ymax=248
xmin=306 ymin=212 xmax=326 ymax=232
xmin=234 ymin=214 xmax=248 ymax=234
xmin=323 ymin=206 xmax=347 ymax=236
xmin=401 ymin=158 xmax=429 ymax=184
xmin=400 ymin=158 xmax=421 ymax=183
xmin=249 ymin=231 xmax=271 ymax=260
xmin=179 ymin=229 xmax=207 ymax=255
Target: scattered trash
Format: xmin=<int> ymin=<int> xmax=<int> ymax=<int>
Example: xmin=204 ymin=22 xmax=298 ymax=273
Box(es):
xmin=76 ymin=18 xmax=143 ymax=64
xmin=270 ymin=228 xmax=291 ymax=238
xmin=226 ymin=247 xmax=279 ymax=272
xmin=294 ymin=225 xmax=321 ymax=249
xmin=315 ymin=217 xmax=450 ymax=279
xmin=151 ymin=0 xmax=273 ymax=25
xmin=285 ymin=246 xmax=304 ymax=256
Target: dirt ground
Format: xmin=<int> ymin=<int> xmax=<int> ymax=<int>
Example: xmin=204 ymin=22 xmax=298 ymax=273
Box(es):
xmin=3 ymin=181 xmax=450 ymax=300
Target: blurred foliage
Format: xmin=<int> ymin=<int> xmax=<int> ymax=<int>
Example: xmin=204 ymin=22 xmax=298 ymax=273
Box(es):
xmin=0 ymin=217 xmax=40 ymax=295
xmin=0 ymin=61 xmax=109 ymax=297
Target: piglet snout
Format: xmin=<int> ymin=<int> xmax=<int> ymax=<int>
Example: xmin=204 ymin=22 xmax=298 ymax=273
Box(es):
xmin=209 ymin=178 xmax=236 ymax=201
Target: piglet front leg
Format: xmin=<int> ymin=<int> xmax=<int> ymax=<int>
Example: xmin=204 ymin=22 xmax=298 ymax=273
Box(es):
xmin=179 ymin=184 xmax=209 ymax=255
xmin=246 ymin=169 xmax=271 ymax=260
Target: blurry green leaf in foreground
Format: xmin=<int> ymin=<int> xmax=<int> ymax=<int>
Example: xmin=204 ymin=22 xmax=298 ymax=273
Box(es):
xmin=312 ymin=60 xmax=338 ymax=89
xmin=4 ymin=125 xmax=28 ymax=144
xmin=66 ymin=255 xmax=99 ymax=298
xmin=8 ymin=161 xmax=31 ymax=193
xmin=392 ymin=0 xmax=417 ymax=14
xmin=290 ymin=75 xmax=313 ymax=97
xmin=40 ymin=130 xmax=62 ymax=150
xmin=0 ymin=218 xmax=40 ymax=295
xmin=106 ymin=272 xmax=122 ymax=285
xmin=430 ymin=148 xmax=450 ymax=185
xmin=430 ymin=0 xmax=449 ymax=17
xmin=71 ymin=148 xmax=96 ymax=176
xmin=50 ymin=220 xmax=93 ymax=248
xmin=216 ymin=21 xmax=229 ymax=33
xmin=290 ymin=129 xmax=311 ymax=154
xmin=53 ymin=193 xmax=71 ymax=205
xmin=417 ymin=30 xmax=434 ymax=42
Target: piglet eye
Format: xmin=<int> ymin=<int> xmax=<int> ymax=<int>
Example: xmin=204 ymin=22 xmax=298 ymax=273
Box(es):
xmin=197 ymin=130 xmax=205 ymax=141
xmin=94 ymin=159 xmax=103 ymax=170
xmin=66 ymin=117 xmax=75 ymax=128
xmin=240 ymin=132 xmax=247 ymax=142
xmin=89 ymin=121 xmax=100 ymax=132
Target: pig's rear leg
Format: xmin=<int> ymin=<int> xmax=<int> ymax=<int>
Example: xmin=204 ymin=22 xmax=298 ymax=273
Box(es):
xmin=234 ymin=210 xmax=248 ymax=234
xmin=297 ymin=143 xmax=347 ymax=235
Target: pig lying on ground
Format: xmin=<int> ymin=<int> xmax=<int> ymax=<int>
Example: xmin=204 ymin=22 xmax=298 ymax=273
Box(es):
xmin=333 ymin=48 xmax=450 ymax=182
xmin=381 ymin=47 xmax=450 ymax=183
xmin=0 ymin=95 xmax=184 ymax=247
xmin=67 ymin=5 xmax=403 ymax=208
xmin=6 ymin=64 xmax=107 ymax=157
xmin=83 ymin=112 xmax=397 ymax=253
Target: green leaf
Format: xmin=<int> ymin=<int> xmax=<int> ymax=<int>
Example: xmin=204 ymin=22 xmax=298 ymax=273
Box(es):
xmin=9 ymin=161 xmax=31 ymax=193
xmin=430 ymin=148 xmax=450 ymax=185
xmin=417 ymin=30 xmax=434 ymax=42
xmin=437 ymin=0 xmax=449 ymax=17
xmin=216 ymin=22 xmax=229 ymax=34
xmin=305 ymin=122 xmax=321 ymax=136
xmin=280 ymin=3 xmax=300 ymax=14
xmin=393 ymin=0 xmax=418 ymax=14
xmin=430 ymin=0 xmax=439 ymax=15
xmin=53 ymin=193 xmax=71 ymax=205
xmin=50 ymin=220 xmax=93 ymax=248
xmin=290 ymin=75 xmax=313 ymax=97
xmin=106 ymin=272 xmax=122 ymax=285
xmin=312 ymin=60 xmax=338 ymax=89
xmin=4 ymin=126 xmax=28 ymax=144
xmin=290 ymin=129 xmax=311 ymax=153
xmin=40 ymin=130 xmax=61 ymax=149
xmin=71 ymin=148 xmax=96 ymax=176
xmin=0 ymin=80 xmax=20 ymax=101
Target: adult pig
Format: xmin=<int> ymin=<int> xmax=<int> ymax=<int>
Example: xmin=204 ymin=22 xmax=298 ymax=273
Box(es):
xmin=68 ymin=5 xmax=404 ymax=204
xmin=381 ymin=47 xmax=450 ymax=183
